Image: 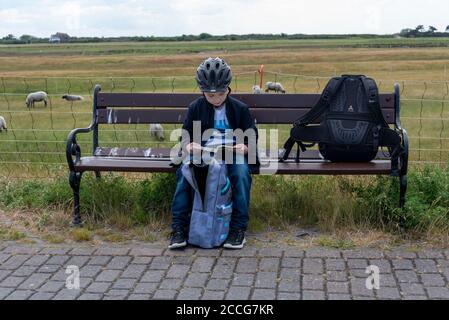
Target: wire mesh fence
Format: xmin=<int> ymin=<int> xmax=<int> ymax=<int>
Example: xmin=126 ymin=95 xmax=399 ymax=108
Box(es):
xmin=0 ymin=71 xmax=448 ymax=180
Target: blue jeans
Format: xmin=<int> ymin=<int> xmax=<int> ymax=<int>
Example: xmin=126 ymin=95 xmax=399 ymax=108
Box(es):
xmin=171 ymin=161 xmax=252 ymax=231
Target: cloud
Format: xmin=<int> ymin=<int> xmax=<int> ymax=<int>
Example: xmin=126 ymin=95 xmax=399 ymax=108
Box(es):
xmin=0 ymin=0 xmax=448 ymax=37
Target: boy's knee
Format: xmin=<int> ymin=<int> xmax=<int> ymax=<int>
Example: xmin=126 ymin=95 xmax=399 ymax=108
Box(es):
xmin=228 ymin=164 xmax=251 ymax=182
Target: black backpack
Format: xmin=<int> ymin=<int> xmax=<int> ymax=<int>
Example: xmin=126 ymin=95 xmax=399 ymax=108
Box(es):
xmin=280 ymin=75 xmax=403 ymax=174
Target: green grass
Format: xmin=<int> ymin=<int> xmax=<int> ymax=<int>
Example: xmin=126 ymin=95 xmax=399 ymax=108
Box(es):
xmin=1 ymin=166 xmax=448 ymax=240
xmin=0 ymin=39 xmax=448 ymax=241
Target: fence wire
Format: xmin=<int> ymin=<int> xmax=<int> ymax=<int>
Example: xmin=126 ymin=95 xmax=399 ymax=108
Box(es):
xmin=0 ymin=72 xmax=448 ymax=180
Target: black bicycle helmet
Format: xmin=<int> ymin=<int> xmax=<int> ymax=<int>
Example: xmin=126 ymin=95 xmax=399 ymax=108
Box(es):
xmin=195 ymin=57 xmax=232 ymax=92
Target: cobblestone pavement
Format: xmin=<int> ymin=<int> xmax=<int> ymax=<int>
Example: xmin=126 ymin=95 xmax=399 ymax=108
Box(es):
xmin=0 ymin=242 xmax=448 ymax=300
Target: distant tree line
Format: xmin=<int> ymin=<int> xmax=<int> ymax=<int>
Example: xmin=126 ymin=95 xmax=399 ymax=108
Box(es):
xmin=399 ymin=25 xmax=449 ymax=37
xmin=1 ymin=27 xmax=449 ymax=44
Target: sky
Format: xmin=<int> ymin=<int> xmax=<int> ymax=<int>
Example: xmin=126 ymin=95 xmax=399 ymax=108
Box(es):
xmin=0 ymin=0 xmax=448 ymax=38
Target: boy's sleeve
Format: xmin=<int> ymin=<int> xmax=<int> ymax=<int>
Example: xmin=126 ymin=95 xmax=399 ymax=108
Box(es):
xmin=241 ymin=105 xmax=258 ymax=147
xmin=180 ymin=102 xmax=195 ymax=150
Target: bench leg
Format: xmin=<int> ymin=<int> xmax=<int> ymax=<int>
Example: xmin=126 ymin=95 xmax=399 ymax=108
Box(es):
xmin=399 ymin=174 xmax=407 ymax=229
xmin=69 ymin=171 xmax=83 ymax=226
xmin=95 ymin=171 xmax=101 ymax=179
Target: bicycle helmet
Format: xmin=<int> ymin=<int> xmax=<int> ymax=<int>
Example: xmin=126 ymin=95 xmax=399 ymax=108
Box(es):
xmin=195 ymin=57 xmax=232 ymax=92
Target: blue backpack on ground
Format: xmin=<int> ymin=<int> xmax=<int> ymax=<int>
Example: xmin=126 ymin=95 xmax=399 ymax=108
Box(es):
xmin=181 ymin=160 xmax=232 ymax=248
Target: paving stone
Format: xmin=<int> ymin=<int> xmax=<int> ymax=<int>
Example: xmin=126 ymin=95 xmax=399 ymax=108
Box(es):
xmin=328 ymin=294 xmax=351 ymax=300
xmin=1 ymin=255 xmax=30 ymax=270
xmin=85 ymin=282 xmax=111 ymax=293
xmin=302 ymin=259 xmax=323 ymax=274
xmin=278 ymin=292 xmax=301 ymax=300
xmin=326 ymin=271 xmax=348 ymax=282
xmin=184 ymin=273 xmax=209 ymax=288
xmin=278 ymin=279 xmax=300 ymax=292
xmin=259 ymin=258 xmax=280 ymax=272
xmin=94 ymin=247 xmax=130 ymax=256
xmin=129 ymin=248 xmax=165 ymax=256
xmin=414 ymin=259 xmax=439 ymax=273
xmin=38 ymin=281 xmax=65 ymax=293
xmin=376 ymin=287 xmax=401 ymax=300
xmin=257 ymin=248 xmax=283 ymax=257
xmin=95 ymin=270 xmax=121 ymax=282
xmin=0 ymin=287 xmax=14 ymax=299
xmin=112 ymin=278 xmax=137 ymax=290
xmin=127 ymin=294 xmax=151 ymax=300
xmin=255 ymin=272 xmax=277 ymax=289
xmin=159 ymin=278 xmax=183 ymax=290
xmin=306 ymin=248 xmax=341 ymax=258
xmin=29 ymin=292 xmax=56 ymax=300
xmin=78 ymin=293 xmax=103 ymax=300
xmin=302 ymin=274 xmax=324 ymax=290
xmin=149 ymin=257 xmax=172 ymax=270
xmin=69 ymin=247 xmax=97 ymax=256
xmin=153 ymin=289 xmax=177 ymax=300
xmin=121 ymin=264 xmax=146 ymax=279
xmin=11 ymin=266 xmax=38 ymax=277
xmin=206 ymin=279 xmax=230 ymax=291
xmin=420 ymin=273 xmax=446 ymax=287
xmin=392 ymin=259 xmax=414 ymax=270
xmin=87 ymin=256 xmax=112 ymax=266
xmin=281 ymin=258 xmax=301 ymax=268
xmin=177 ymin=288 xmax=202 ymax=300
xmin=18 ymin=273 xmax=51 ymax=290
xmin=327 ymin=281 xmax=350 ymax=294
xmin=283 ymin=249 xmax=304 ymax=258
xmin=106 ymin=256 xmax=132 ymax=270
xmin=235 ymin=258 xmax=258 ymax=273
xmin=426 ymin=287 xmax=449 ymax=299
xmin=202 ymin=290 xmax=225 ymax=300
xmin=302 ymin=290 xmax=325 ymax=300
xmin=166 ymin=264 xmax=190 ymax=279
xmin=46 ymin=255 xmax=71 ymax=265
xmin=5 ymin=290 xmax=34 ymax=300
xmin=211 ymin=258 xmax=237 ymax=279
xmin=24 ymin=255 xmax=50 ymax=267
xmin=325 ymin=259 xmax=346 ymax=271
xmin=417 ymin=250 xmax=444 ymax=259
xmin=347 ymin=259 xmax=369 ymax=269
xmin=133 ymin=282 xmax=158 ymax=294
xmin=251 ymin=289 xmax=276 ymax=300
xmin=395 ymin=270 xmax=419 ymax=283
xmin=52 ymin=289 xmax=81 ymax=300
xmin=225 ymin=286 xmax=251 ymax=300
xmin=399 ymin=283 xmax=425 ymax=296
xmin=232 ymin=273 xmax=254 ymax=287
xmin=141 ymin=270 xmax=165 ymax=283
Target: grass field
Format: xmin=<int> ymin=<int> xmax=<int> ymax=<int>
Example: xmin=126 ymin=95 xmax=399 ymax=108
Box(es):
xmin=1 ymin=38 xmax=449 ymax=179
xmin=0 ymin=38 xmax=449 ymax=244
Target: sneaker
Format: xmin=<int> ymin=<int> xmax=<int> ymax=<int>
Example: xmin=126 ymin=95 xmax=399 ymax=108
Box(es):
xmin=168 ymin=227 xmax=187 ymax=249
xmin=223 ymin=229 xmax=246 ymax=249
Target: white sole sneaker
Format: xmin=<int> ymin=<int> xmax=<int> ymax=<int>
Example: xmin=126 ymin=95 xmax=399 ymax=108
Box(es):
xmin=168 ymin=241 xmax=187 ymax=250
xmin=223 ymin=238 xmax=246 ymax=249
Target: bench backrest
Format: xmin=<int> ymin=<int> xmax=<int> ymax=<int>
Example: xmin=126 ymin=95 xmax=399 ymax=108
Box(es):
xmin=95 ymin=90 xmax=398 ymax=125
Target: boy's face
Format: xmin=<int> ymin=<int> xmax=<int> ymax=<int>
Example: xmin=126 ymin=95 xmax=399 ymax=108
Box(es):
xmin=204 ymin=91 xmax=227 ymax=107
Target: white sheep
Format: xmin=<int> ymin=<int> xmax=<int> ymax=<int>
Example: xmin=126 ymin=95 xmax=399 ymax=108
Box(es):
xmin=252 ymin=85 xmax=263 ymax=94
xmin=149 ymin=123 xmax=165 ymax=141
xmin=265 ymin=82 xmax=286 ymax=94
xmin=62 ymin=94 xmax=84 ymax=101
xmin=0 ymin=116 xmax=7 ymax=132
xmin=26 ymin=91 xmax=48 ymax=108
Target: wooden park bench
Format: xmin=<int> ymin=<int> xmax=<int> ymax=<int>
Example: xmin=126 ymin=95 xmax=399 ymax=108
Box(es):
xmin=66 ymin=84 xmax=409 ymax=226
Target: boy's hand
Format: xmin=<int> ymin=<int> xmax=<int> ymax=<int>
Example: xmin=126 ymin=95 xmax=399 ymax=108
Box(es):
xmin=234 ymin=144 xmax=248 ymax=155
xmin=186 ymin=142 xmax=202 ymax=154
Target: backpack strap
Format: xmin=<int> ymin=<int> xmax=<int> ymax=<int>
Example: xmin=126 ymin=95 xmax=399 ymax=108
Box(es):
xmin=294 ymin=76 xmax=345 ymax=127
xmin=360 ymin=76 xmax=389 ymax=127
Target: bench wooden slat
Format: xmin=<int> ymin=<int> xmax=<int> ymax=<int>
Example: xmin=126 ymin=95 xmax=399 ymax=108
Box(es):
xmin=97 ymin=93 xmax=395 ymax=109
xmin=93 ymin=147 xmax=391 ymax=160
xmin=74 ymin=157 xmax=391 ymax=175
xmin=97 ymin=108 xmax=395 ymax=124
